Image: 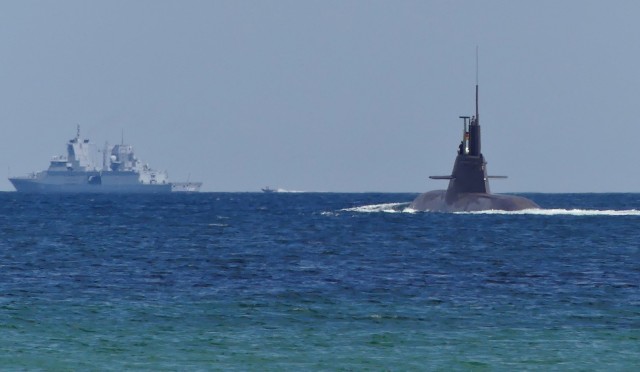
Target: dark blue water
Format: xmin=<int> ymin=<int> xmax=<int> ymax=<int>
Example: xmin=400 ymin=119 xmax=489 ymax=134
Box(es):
xmin=1 ymin=193 xmax=639 ymax=369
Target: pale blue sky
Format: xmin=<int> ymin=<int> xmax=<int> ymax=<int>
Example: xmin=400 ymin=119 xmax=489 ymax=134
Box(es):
xmin=1 ymin=1 xmax=639 ymax=192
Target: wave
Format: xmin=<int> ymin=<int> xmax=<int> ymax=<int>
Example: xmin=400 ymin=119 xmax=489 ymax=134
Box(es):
xmin=341 ymin=203 xmax=414 ymax=213
xmin=274 ymin=188 xmax=306 ymax=193
xmin=462 ymin=208 xmax=640 ymax=216
xmin=340 ymin=203 xmax=640 ymax=216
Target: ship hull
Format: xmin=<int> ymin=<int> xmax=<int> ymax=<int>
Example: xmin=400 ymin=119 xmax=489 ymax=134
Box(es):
xmin=10 ymin=175 xmax=172 ymax=193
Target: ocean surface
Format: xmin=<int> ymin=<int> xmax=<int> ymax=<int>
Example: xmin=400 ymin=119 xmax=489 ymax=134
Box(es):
xmin=0 ymin=192 xmax=639 ymax=370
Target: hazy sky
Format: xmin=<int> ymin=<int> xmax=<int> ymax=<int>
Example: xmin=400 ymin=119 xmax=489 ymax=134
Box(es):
xmin=1 ymin=0 xmax=639 ymax=192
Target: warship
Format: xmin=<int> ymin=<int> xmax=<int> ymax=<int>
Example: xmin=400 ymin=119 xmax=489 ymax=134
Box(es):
xmin=9 ymin=126 xmax=202 ymax=193
xmin=409 ymin=84 xmax=538 ymax=212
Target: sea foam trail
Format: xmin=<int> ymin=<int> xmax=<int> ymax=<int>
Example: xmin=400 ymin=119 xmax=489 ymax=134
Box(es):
xmin=341 ymin=203 xmax=413 ymax=213
xmin=462 ymin=208 xmax=640 ymax=216
xmin=341 ymin=203 xmax=640 ymax=216
xmin=275 ymin=188 xmax=306 ymax=193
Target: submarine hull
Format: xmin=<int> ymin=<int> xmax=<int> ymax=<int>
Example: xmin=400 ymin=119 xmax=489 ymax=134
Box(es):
xmin=409 ymin=190 xmax=539 ymax=212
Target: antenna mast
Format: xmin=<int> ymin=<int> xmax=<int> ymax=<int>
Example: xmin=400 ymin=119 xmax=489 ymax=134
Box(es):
xmin=467 ymin=47 xmax=482 ymax=156
xmin=475 ymin=46 xmax=479 ymax=123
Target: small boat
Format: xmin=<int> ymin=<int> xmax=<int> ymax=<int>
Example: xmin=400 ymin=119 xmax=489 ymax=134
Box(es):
xmin=172 ymin=182 xmax=203 ymax=192
xmin=261 ymin=186 xmax=276 ymax=193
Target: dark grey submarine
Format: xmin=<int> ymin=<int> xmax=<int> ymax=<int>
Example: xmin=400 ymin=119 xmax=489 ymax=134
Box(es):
xmin=409 ymin=84 xmax=538 ymax=212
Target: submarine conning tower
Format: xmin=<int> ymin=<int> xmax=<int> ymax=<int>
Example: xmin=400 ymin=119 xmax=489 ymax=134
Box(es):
xmin=443 ymin=84 xmax=491 ymax=202
xmin=412 ymin=77 xmax=538 ymax=212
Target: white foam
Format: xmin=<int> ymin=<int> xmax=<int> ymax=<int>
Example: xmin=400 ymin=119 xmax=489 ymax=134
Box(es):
xmin=341 ymin=204 xmax=640 ymax=216
xmin=460 ymin=208 xmax=640 ymax=216
xmin=340 ymin=202 xmax=412 ymax=213
xmin=275 ymin=188 xmax=305 ymax=193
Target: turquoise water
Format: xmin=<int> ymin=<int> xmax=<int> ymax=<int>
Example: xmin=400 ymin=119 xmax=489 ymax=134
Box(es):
xmin=0 ymin=193 xmax=638 ymax=369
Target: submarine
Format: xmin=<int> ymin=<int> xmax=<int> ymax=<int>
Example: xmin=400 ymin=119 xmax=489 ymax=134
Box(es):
xmin=409 ymin=84 xmax=539 ymax=212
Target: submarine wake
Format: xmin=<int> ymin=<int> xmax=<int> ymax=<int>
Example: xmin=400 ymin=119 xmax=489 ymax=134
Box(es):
xmin=341 ymin=203 xmax=640 ymax=216
xmin=462 ymin=208 xmax=640 ymax=216
xmin=340 ymin=202 xmax=413 ymax=213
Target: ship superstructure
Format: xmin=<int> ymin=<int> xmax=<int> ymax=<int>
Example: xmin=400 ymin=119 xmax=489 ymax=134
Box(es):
xmin=9 ymin=126 xmax=202 ymax=193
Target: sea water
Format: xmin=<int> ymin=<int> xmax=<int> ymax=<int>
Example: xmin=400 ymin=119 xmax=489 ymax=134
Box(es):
xmin=0 ymin=192 xmax=638 ymax=370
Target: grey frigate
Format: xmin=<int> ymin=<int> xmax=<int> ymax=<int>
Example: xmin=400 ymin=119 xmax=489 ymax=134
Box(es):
xmin=409 ymin=84 xmax=538 ymax=212
xmin=9 ymin=126 xmax=202 ymax=193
